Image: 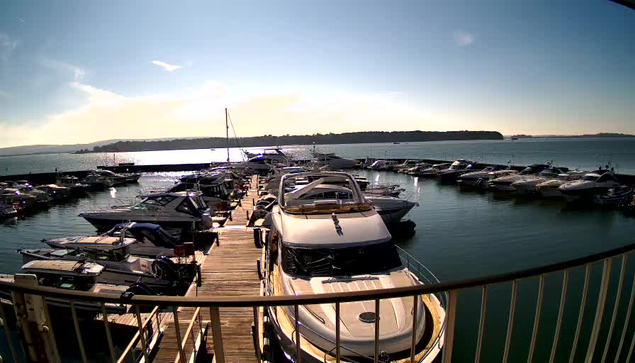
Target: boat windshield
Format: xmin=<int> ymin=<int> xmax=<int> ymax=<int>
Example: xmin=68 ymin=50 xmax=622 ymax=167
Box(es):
xmin=37 ymin=274 xmax=96 ymax=291
xmin=281 ymin=241 xmax=403 ymax=277
xmin=582 ymin=174 xmax=600 ymax=181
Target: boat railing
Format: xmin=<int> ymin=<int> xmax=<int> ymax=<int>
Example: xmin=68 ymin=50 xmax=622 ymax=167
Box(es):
xmin=1 ymin=243 xmax=635 ymax=362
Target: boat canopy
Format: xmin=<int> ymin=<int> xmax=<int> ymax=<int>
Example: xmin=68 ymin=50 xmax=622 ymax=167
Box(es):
xmin=22 ymin=260 xmax=104 ymax=276
xmin=111 ymin=222 xmax=179 ymax=247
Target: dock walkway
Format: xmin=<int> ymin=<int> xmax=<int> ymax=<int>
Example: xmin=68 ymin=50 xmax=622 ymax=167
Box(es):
xmin=153 ymin=176 xmax=261 ymax=363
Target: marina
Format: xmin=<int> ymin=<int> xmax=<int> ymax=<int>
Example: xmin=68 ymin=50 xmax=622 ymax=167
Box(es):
xmin=0 ymin=141 xmax=633 ymax=362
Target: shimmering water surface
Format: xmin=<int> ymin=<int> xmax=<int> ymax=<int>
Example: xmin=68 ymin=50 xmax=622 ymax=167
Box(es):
xmin=2 ymin=137 xmax=635 ymax=175
xmin=0 ymin=139 xmax=634 ymax=362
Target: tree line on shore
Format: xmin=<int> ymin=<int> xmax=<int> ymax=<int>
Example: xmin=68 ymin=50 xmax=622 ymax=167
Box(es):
xmin=86 ymin=130 xmax=504 ymax=153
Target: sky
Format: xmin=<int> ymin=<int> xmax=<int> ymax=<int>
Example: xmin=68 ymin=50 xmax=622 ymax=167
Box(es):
xmin=0 ymin=0 xmax=633 ymax=147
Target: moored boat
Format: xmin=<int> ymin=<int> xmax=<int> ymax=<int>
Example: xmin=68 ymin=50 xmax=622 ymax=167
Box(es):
xmin=262 ymin=171 xmax=446 ymax=363
xmin=79 ymin=191 xmax=214 ymax=232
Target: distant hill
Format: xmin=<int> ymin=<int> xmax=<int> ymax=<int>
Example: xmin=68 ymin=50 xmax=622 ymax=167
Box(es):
xmin=89 ymin=130 xmax=504 ymax=153
xmin=532 ymin=133 xmax=635 ymax=139
xmin=0 ymin=140 xmax=120 ymax=157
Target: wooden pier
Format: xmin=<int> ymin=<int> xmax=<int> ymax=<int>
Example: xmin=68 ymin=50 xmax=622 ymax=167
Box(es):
xmin=152 ymin=176 xmax=261 ymax=363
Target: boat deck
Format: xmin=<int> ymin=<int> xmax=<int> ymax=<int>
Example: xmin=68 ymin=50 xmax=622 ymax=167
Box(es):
xmin=152 ymin=176 xmax=261 ymax=363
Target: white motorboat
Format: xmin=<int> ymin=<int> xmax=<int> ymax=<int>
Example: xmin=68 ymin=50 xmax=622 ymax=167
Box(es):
xmin=404 ymin=163 xmax=432 ymax=175
xmin=369 ymin=160 xmax=400 ymax=171
xmin=437 ymin=159 xmax=476 ymax=183
xmin=312 ymin=152 xmax=357 ymax=169
xmin=19 ymin=239 xmax=197 ymax=293
xmin=0 ymin=203 xmax=18 ymax=220
xmin=410 ymin=163 xmax=451 ymax=178
xmin=368 ymin=195 xmax=418 ymax=225
xmin=79 ymin=191 xmax=214 ymax=232
xmin=56 ymin=175 xmax=90 ymax=196
xmin=81 ymin=171 xmax=115 ymax=190
xmin=36 ymin=184 xmax=72 ymax=201
xmin=0 ymin=260 xmax=131 ymax=315
xmin=457 ymin=165 xmax=511 ymax=186
xmin=489 ymin=164 xmax=550 ymax=191
xmin=534 ymin=171 xmax=585 ymax=198
xmin=510 ymin=166 xmax=570 ymax=194
xmin=43 ymin=222 xmax=183 ymax=257
xmin=170 ymin=172 xmax=234 ymax=210
xmin=558 ymin=170 xmax=621 ymax=199
xmin=395 ymin=160 xmax=420 ymax=173
xmin=262 ymin=171 xmax=445 ymax=363
xmin=237 ymin=148 xmax=290 ymax=173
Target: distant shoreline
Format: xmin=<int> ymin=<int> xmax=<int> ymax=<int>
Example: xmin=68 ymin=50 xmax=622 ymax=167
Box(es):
xmin=80 ymin=130 xmax=504 ymax=154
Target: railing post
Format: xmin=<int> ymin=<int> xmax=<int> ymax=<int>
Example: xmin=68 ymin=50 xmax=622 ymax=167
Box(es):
xmin=441 ymin=291 xmax=458 ymax=363
xmin=335 ymin=302 xmax=341 ymax=363
xmin=253 ymin=306 xmax=262 ymax=362
xmin=410 ymin=295 xmax=418 ymax=363
xmin=11 ymin=274 xmax=59 ymax=363
xmin=569 ymin=264 xmax=592 ymax=363
xmin=502 ymin=280 xmax=518 ymax=363
xmin=209 ymin=307 xmax=225 ymax=363
xmin=294 ymin=304 xmax=301 ymax=363
xmin=474 ymin=286 xmax=488 ymax=363
xmin=173 ymin=307 xmax=186 ymax=363
xmin=585 ymin=258 xmax=612 ymax=363
xmin=69 ymin=301 xmax=88 ymax=363
xmin=134 ymin=305 xmax=150 ymax=363
xmin=101 ymin=303 xmax=116 ymax=363
xmin=615 ymin=262 xmax=635 ymax=363
xmin=549 ymin=269 xmax=570 ymax=363
xmin=0 ymin=303 xmax=20 ymax=363
xmin=601 ymin=255 xmax=627 ymax=363
xmin=527 ymin=275 xmax=545 ymax=363
xmin=374 ymin=299 xmax=380 ymax=363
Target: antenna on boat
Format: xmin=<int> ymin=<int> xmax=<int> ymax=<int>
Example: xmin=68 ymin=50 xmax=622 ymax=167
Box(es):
xmin=225 ymin=108 xmax=230 ymax=164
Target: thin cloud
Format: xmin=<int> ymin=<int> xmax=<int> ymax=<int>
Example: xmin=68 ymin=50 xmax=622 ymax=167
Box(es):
xmin=17 ymin=17 xmax=27 ymax=23
xmin=453 ymin=31 xmax=475 ymax=47
xmin=0 ymin=91 xmax=9 ymax=98
xmin=39 ymin=58 xmax=86 ymax=81
xmin=0 ymin=33 xmax=19 ymax=61
xmin=152 ymin=60 xmax=182 ymax=72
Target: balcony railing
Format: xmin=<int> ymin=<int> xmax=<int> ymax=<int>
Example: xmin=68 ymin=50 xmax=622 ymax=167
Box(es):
xmin=0 ymin=243 xmax=634 ymax=363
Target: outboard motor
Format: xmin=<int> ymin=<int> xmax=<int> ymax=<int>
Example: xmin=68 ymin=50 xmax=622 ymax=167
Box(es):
xmin=125 ymin=282 xmax=157 ymax=296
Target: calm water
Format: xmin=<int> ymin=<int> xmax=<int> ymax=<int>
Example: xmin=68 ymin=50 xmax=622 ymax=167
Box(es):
xmin=0 ymin=140 xmax=634 ymax=362
xmin=2 ymin=137 xmax=635 ymax=176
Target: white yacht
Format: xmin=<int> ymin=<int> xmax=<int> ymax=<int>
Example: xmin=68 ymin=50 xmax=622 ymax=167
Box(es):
xmin=43 ymin=222 xmax=182 ymax=257
xmin=262 ymin=171 xmax=445 ymax=363
xmin=19 ymin=240 xmax=197 ymax=293
xmin=81 ymin=171 xmax=115 ymax=190
xmin=0 ymin=203 xmax=18 ymax=220
xmin=79 ymin=191 xmax=213 ymax=232
xmin=368 ymin=195 xmax=418 ymax=225
xmin=312 ymin=152 xmax=357 ymax=169
xmin=510 ymin=166 xmax=570 ymax=194
xmin=0 ymin=260 xmax=130 ymax=315
xmin=558 ymin=170 xmax=621 ymax=199
xmin=489 ymin=164 xmax=550 ymax=191
xmin=457 ymin=165 xmax=511 ymax=186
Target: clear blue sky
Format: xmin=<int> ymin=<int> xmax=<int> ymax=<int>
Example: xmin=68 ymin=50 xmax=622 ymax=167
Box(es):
xmin=0 ymin=0 xmax=633 ymax=147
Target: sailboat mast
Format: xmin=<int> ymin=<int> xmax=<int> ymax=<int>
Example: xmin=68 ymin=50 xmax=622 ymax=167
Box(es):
xmin=225 ymin=108 xmax=230 ymax=163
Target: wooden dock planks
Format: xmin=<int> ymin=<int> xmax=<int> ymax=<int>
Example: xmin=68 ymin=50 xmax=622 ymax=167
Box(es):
xmin=152 ymin=176 xmax=261 ymax=363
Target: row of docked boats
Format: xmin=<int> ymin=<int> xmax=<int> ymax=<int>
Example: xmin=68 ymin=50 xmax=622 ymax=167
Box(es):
xmin=252 ymin=171 xmax=445 ymax=363
xmin=1 ymin=221 xmax=202 ymax=315
xmin=388 ymin=158 xmax=632 ymax=206
xmin=0 ymin=170 xmax=141 ymax=220
xmin=0 ymin=168 xmax=249 ymax=319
